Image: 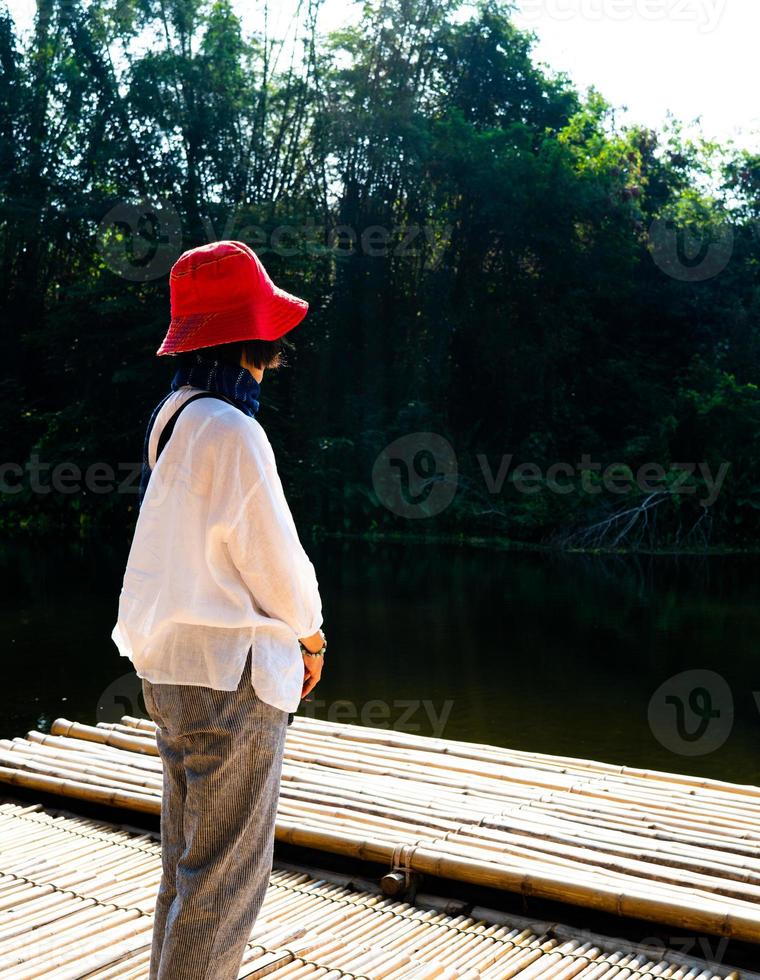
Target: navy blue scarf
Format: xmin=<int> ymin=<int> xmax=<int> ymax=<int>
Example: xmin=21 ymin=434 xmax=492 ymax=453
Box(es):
xmin=138 ymin=353 xmax=261 ymax=506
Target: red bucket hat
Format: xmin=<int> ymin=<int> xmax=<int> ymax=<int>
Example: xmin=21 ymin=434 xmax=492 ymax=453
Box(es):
xmin=156 ymin=240 xmax=309 ymax=355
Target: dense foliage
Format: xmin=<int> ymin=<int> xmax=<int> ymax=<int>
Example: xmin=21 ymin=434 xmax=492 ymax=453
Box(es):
xmin=3 ymin=0 xmax=760 ymax=549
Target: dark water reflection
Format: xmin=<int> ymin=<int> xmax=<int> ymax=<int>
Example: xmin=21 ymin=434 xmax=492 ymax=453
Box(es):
xmin=1 ymin=538 xmax=758 ymax=784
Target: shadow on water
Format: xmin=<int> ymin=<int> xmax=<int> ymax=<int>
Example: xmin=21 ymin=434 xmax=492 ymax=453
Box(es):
xmin=1 ymin=537 xmax=758 ymax=784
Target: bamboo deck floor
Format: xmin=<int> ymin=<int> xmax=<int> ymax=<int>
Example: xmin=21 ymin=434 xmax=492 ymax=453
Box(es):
xmin=0 ymin=716 xmax=759 ymax=947
xmin=0 ymin=798 xmax=748 ymax=979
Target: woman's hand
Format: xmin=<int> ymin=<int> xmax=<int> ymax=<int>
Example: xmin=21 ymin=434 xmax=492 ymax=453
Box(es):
xmin=299 ymin=629 xmax=325 ymax=699
xmin=301 ymin=649 xmax=323 ymax=699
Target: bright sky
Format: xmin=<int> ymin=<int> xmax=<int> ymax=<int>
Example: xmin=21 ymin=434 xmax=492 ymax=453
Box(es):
xmin=7 ymin=0 xmax=760 ymax=153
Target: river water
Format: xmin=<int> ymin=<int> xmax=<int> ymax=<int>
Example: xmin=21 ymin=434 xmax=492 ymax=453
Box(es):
xmin=2 ymin=538 xmax=758 ymax=785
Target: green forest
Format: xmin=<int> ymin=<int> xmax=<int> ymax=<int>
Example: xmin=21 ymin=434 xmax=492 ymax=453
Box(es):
xmin=3 ymin=0 xmax=760 ymax=550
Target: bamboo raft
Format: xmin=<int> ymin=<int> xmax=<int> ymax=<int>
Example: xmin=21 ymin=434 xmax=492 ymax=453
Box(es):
xmin=1 ymin=716 xmax=760 ymax=947
xmin=0 ymin=798 xmax=749 ymax=979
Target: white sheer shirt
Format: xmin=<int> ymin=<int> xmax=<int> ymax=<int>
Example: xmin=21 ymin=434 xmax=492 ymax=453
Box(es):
xmin=111 ymin=385 xmax=323 ymax=713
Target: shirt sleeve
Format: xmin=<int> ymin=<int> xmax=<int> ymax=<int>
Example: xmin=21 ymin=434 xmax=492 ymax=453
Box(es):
xmin=223 ymin=419 xmax=323 ymax=639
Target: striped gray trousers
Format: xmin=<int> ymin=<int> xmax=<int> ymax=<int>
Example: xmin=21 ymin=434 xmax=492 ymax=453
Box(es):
xmin=141 ymin=648 xmax=289 ymax=980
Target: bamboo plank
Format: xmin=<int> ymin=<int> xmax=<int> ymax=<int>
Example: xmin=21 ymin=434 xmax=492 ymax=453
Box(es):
xmin=1 ymin=716 xmax=760 ymax=950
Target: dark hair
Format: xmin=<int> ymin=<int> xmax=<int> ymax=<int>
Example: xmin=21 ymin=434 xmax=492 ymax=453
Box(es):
xmin=173 ymin=337 xmax=289 ymax=371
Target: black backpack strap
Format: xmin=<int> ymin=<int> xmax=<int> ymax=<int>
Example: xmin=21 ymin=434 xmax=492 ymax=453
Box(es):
xmin=154 ymin=391 xmax=239 ymax=464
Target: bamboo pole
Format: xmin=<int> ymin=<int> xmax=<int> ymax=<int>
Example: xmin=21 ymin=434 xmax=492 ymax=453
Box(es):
xmin=3 ymin=717 xmax=760 ymax=948
xmin=0 ymin=798 xmax=750 ymax=980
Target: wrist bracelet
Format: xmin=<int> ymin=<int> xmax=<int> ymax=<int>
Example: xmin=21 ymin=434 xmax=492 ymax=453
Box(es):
xmin=299 ymin=630 xmax=327 ymax=658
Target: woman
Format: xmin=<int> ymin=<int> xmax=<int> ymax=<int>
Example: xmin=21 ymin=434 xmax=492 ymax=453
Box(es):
xmin=112 ymin=239 xmax=326 ymax=980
